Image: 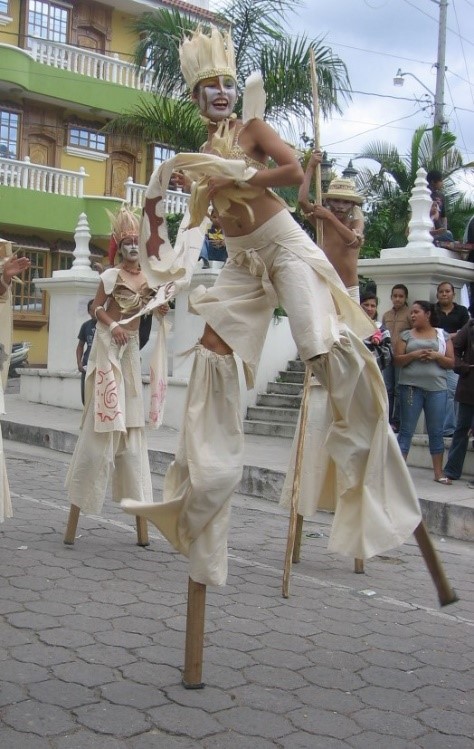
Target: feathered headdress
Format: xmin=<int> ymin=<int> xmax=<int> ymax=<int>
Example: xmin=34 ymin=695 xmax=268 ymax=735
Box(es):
xmin=106 ymin=206 xmax=140 ymax=265
xmin=179 ymin=26 xmax=236 ymax=92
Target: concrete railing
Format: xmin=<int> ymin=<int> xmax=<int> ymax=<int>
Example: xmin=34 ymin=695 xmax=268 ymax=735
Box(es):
xmin=124 ymin=177 xmax=190 ymax=214
xmin=0 ymin=156 xmax=87 ymax=197
xmin=30 ymin=39 xmax=154 ymax=91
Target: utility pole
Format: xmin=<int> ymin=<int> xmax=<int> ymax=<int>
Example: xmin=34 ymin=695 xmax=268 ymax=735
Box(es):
xmin=434 ymin=0 xmax=447 ymax=128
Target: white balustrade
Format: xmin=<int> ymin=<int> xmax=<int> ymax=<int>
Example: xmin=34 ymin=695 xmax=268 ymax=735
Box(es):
xmin=0 ymin=156 xmax=87 ymax=197
xmin=124 ymin=176 xmax=190 ymax=214
xmin=30 ymin=39 xmax=154 ymax=91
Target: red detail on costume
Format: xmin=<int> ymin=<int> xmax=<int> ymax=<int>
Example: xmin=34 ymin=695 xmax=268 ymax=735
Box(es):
xmin=96 ymin=367 xmax=122 ymax=422
xmin=108 ymin=236 xmax=118 ymax=265
xmin=144 ymin=196 xmax=165 ymax=259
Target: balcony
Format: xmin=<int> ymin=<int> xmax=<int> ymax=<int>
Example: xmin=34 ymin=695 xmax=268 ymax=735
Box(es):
xmin=30 ymin=39 xmax=154 ymax=93
xmin=124 ymin=177 xmax=190 ymax=214
xmin=0 ymin=155 xmax=87 ymax=196
xmin=0 ymin=157 xmax=190 ymax=234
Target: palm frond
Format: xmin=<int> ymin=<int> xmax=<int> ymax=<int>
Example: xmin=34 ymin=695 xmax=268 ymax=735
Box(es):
xmin=132 ymin=9 xmax=196 ymax=97
xmin=102 ymin=98 xmax=206 ymax=152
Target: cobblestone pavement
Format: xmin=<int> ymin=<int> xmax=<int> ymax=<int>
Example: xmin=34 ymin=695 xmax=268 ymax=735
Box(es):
xmin=0 ymin=441 xmax=473 ymax=748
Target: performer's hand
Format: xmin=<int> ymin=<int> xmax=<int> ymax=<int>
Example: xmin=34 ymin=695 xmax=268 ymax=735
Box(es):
xmin=308 ymin=150 xmax=323 ymax=168
xmin=312 ymin=204 xmax=332 ymax=220
xmin=207 ymin=177 xmax=236 ymax=199
xmin=156 ymin=304 xmax=169 ymax=317
xmin=111 ymin=325 xmax=129 ymax=346
xmin=2 ymin=254 xmax=31 ymax=284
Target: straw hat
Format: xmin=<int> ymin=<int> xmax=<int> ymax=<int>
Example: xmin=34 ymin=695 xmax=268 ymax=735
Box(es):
xmin=323 ymin=178 xmax=363 ymax=205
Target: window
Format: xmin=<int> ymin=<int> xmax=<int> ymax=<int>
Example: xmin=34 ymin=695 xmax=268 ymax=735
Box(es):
xmin=51 ymin=251 xmax=73 ymax=272
xmin=0 ymin=110 xmax=19 ymax=159
xmin=68 ymin=126 xmax=106 ymax=153
xmin=12 ymin=249 xmax=47 ymax=314
xmin=0 ymin=2 xmax=9 ymax=15
xmin=154 ymin=144 xmax=175 ymax=169
xmin=27 ymin=0 xmax=69 ymax=46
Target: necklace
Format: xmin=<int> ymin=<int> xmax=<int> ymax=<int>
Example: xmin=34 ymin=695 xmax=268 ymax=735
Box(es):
xmin=121 ymin=265 xmax=141 ymax=275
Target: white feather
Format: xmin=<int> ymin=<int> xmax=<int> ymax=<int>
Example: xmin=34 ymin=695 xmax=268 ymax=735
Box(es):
xmin=242 ymin=71 xmax=266 ymax=123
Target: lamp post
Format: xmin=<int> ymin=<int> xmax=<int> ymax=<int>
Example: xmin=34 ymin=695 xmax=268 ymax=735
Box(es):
xmin=342 ymin=159 xmax=358 ymax=181
xmin=320 ymin=151 xmax=333 ymax=193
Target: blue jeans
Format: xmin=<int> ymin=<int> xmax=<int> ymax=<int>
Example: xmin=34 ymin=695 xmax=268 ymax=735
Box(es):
xmin=443 ymin=368 xmax=458 ymax=436
xmin=444 ymin=402 xmax=474 ymax=479
xmin=383 ymin=362 xmax=401 ymax=425
xmin=397 ymin=385 xmax=447 ymax=455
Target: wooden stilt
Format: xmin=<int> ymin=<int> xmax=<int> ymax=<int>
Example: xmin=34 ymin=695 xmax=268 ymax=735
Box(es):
xmin=182 ymin=577 xmax=206 ymax=689
xmin=292 ymin=514 xmax=304 ymax=563
xmin=354 ymin=558 xmax=365 ymax=574
xmin=413 ymin=521 xmax=458 ymax=606
xmin=63 ymin=504 xmax=80 ymax=545
xmin=135 ymin=516 xmax=150 ymax=546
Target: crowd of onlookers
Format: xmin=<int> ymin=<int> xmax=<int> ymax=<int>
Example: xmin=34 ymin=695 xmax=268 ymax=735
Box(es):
xmin=360 ymin=281 xmax=474 ymax=486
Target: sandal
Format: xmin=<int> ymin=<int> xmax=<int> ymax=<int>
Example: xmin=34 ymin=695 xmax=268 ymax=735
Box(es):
xmin=434 ymin=476 xmax=452 ymax=485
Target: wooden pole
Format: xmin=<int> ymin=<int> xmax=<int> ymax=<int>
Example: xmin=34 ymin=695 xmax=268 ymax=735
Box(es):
xmin=135 ymin=516 xmax=150 ymax=547
xmin=413 ymin=521 xmax=458 ymax=607
xmin=182 ymin=577 xmax=206 ymax=688
xmin=63 ymin=504 xmax=80 ymax=545
xmin=282 ymin=48 xmax=322 ymax=598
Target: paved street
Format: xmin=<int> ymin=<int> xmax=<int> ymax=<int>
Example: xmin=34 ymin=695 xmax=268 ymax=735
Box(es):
xmin=0 ymin=440 xmax=473 ymax=748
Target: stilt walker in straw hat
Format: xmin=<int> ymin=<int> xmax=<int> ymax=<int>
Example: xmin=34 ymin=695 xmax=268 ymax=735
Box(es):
xmin=121 ymin=25 xmax=434 ymax=595
xmin=299 ymin=153 xmax=365 ymax=302
xmin=63 ymin=206 xmax=172 ymax=546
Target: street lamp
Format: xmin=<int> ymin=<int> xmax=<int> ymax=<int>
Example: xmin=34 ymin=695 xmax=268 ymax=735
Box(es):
xmin=393 ymin=68 xmax=445 ymax=128
xmin=320 ymin=151 xmax=333 ymax=193
xmin=342 ymin=159 xmax=358 ymax=181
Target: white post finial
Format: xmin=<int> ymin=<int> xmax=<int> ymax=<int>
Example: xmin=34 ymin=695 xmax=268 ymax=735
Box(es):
xmin=72 ymin=213 xmax=93 ymax=270
xmin=406 ymin=168 xmax=435 ymax=248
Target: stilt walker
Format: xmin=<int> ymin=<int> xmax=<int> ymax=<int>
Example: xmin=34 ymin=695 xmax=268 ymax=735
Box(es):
xmin=122 ymin=24 xmax=457 ymax=691
xmin=63 ymin=206 xmax=174 ymax=547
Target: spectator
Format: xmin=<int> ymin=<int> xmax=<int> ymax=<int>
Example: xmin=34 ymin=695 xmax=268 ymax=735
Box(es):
xmin=381 ymin=284 xmax=412 ymax=431
xmin=426 ymin=170 xmax=452 ymax=244
xmin=76 ymin=299 xmax=97 ymax=406
xmin=394 ymin=300 xmax=454 ymax=483
xmin=443 ymin=318 xmax=474 ymax=483
xmin=360 ymin=291 xmax=392 ymax=372
xmin=199 ymin=210 xmax=228 ymax=269
xmin=435 ymin=281 xmax=469 ymax=436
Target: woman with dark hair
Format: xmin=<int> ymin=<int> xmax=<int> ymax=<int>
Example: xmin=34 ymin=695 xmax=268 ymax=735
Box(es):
xmin=394 ymin=300 xmax=454 ymax=483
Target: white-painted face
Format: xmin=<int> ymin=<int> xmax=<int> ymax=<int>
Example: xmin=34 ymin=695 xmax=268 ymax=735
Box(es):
xmin=195 ymin=75 xmax=237 ymax=121
xmin=326 ymin=198 xmax=355 ymax=218
xmin=120 ymin=236 xmax=139 ymax=261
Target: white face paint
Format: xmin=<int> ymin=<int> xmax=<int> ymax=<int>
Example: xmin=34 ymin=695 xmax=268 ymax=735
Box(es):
xmin=196 ymin=75 xmax=237 ymax=121
xmin=326 ymin=198 xmax=355 ymax=219
xmin=120 ymin=236 xmax=139 ymax=261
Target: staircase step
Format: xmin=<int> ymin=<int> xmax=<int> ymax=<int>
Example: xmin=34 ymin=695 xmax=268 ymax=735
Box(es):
xmin=267 ymin=382 xmax=303 ymax=396
xmin=287 ymin=360 xmax=306 ymax=372
xmin=278 ymin=370 xmax=305 ymax=384
xmin=247 ymin=405 xmax=300 ymax=424
xmin=243 ymin=420 xmax=296 ymax=438
xmin=256 ymin=393 xmax=302 ymax=409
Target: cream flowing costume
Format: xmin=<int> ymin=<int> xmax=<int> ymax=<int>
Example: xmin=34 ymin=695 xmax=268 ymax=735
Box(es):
xmin=0 ymin=267 xmax=12 ymax=524
xmin=122 ymin=26 xmax=422 ymax=586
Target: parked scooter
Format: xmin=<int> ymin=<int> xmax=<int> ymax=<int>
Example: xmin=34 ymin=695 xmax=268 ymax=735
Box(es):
xmin=9 ymin=341 xmax=30 ymax=377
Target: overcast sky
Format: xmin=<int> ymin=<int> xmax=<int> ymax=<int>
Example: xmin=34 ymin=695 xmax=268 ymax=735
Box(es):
xmin=209 ymin=0 xmax=474 ymax=183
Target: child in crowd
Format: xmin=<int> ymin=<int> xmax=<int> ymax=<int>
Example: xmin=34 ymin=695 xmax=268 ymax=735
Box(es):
xmin=381 ymin=284 xmax=412 ymax=431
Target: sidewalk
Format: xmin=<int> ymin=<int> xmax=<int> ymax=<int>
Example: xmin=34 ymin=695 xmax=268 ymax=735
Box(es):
xmin=2 ymin=389 xmax=474 ymax=542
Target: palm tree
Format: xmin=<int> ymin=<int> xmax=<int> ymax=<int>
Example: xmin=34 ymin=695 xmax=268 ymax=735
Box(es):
xmin=104 ymin=1 xmax=351 ymax=150
xmin=356 ymin=125 xmax=474 ymax=255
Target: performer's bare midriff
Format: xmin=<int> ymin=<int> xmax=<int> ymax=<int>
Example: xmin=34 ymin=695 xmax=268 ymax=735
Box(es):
xmin=197 ymin=110 xmax=304 ymax=354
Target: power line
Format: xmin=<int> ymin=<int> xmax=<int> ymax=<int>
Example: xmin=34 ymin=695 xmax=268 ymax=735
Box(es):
xmin=445 ymin=76 xmax=469 ymax=153
xmin=452 ymin=0 xmax=474 ymax=105
xmin=322 ymin=108 xmax=429 ymax=148
xmin=402 ymin=0 xmax=474 ymax=48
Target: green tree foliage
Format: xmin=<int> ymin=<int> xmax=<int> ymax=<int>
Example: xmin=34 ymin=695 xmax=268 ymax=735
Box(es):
xmin=356 ymin=125 xmax=474 ymax=256
xmin=104 ymin=1 xmax=351 ymax=149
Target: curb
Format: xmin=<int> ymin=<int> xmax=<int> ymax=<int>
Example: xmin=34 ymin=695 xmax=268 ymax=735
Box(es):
xmin=2 ymin=419 xmax=473 ymax=542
